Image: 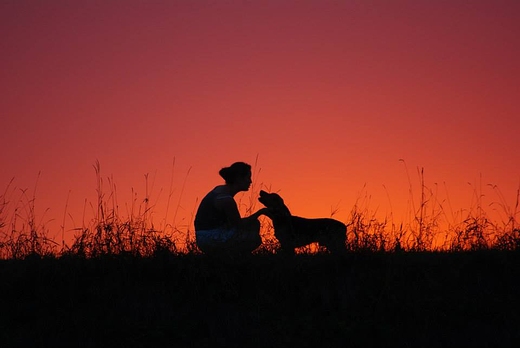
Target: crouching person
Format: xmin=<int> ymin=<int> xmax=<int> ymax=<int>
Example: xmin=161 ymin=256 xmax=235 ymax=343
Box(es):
xmin=194 ymin=162 xmax=267 ymax=256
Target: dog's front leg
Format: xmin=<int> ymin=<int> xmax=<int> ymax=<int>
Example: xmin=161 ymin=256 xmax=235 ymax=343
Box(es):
xmin=278 ymin=243 xmax=295 ymax=256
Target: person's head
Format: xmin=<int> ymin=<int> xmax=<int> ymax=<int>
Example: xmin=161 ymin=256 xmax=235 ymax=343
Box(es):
xmin=219 ymin=162 xmax=252 ymax=192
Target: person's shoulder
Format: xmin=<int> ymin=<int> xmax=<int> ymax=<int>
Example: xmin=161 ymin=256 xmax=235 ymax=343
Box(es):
xmin=212 ymin=185 xmax=233 ymax=201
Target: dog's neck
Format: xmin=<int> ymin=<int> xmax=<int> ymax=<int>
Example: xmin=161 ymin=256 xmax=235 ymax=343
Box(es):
xmin=267 ymin=206 xmax=295 ymax=238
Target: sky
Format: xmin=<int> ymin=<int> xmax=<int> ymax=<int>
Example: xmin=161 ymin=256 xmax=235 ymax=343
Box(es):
xmin=1 ymin=0 xmax=519 ymax=248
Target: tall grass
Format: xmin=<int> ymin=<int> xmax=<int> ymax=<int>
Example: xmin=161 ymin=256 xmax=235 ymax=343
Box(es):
xmin=1 ymin=162 xmax=519 ymax=259
xmin=0 ymin=175 xmax=59 ymax=259
xmin=63 ymin=161 xmax=182 ymax=258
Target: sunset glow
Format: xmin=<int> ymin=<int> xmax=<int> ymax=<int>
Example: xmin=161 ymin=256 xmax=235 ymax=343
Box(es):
xmin=1 ymin=1 xmax=519 ymax=251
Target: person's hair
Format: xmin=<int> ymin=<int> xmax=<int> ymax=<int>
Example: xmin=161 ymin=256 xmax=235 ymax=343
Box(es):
xmin=219 ymin=162 xmax=252 ymax=184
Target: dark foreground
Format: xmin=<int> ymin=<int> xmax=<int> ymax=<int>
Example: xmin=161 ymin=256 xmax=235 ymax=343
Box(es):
xmin=1 ymin=251 xmax=519 ymax=347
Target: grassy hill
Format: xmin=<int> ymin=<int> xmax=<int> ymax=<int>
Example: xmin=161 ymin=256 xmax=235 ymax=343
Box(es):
xmin=2 ymin=250 xmax=519 ymax=347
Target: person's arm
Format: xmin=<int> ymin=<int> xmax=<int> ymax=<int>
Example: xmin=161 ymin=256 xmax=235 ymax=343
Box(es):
xmin=215 ymin=197 xmax=268 ymax=229
xmin=243 ymin=208 xmax=269 ymax=221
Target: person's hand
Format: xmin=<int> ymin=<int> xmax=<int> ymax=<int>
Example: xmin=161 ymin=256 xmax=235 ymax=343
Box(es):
xmin=256 ymin=207 xmax=270 ymax=216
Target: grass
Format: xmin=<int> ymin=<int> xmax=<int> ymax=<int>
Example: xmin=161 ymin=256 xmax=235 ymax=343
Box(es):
xmin=1 ymin=161 xmax=519 ymax=258
xmin=1 ymin=163 xmax=520 ymax=346
xmin=1 ymin=251 xmax=519 ymax=347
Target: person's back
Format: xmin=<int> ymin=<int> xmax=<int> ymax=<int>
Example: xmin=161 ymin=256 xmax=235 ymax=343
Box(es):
xmin=194 ymin=186 xmax=230 ymax=231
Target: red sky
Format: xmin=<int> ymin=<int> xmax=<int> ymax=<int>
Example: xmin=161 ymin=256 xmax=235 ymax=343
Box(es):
xmin=1 ymin=0 xmax=519 ymax=248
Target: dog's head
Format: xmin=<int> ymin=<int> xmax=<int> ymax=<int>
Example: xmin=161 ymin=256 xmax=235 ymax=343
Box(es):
xmin=258 ymin=190 xmax=291 ymax=217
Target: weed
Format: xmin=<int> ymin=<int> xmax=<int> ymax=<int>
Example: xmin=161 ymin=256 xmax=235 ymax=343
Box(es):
xmin=1 ymin=162 xmax=519 ymax=259
xmin=0 ymin=174 xmax=58 ymax=259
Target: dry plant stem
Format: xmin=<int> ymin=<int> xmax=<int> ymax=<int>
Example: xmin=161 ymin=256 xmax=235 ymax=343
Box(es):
xmin=163 ymin=157 xmax=176 ymax=230
xmin=2 ymin=158 xmax=520 ymax=258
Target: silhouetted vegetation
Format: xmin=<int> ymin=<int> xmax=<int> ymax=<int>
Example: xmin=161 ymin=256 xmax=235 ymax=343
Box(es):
xmin=2 ymin=166 xmax=520 ymax=346
xmin=2 ymin=164 xmax=519 ymax=259
xmin=2 ymin=251 xmax=520 ymax=347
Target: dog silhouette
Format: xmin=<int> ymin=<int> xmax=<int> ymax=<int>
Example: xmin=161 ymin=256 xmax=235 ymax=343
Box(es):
xmin=258 ymin=190 xmax=347 ymax=254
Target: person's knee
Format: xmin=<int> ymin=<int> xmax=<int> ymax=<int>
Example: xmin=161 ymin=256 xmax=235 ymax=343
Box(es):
xmin=248 ymin=219 xmax=261 ymax=233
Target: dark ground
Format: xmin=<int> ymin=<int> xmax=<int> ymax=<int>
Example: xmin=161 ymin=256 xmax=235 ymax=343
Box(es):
xmin=1 ymin=250 xmax=519 ymax=347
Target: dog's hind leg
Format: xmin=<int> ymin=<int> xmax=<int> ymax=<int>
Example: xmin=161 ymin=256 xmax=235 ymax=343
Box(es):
xmin=321 ymin=231 xmax=347 ymax=254
xmin=326 ymin=240 xmax=347 ymax=254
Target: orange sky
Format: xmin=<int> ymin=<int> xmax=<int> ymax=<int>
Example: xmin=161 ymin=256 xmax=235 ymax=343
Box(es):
xmin=1 ymin=1 xmax=519 ymax=248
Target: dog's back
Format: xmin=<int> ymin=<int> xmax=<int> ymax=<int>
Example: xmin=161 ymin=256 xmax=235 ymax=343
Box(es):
xmin=258 ymin=190 xmax=346 ymax=254
xmin=286 ymin=216 xmax=346 ymax=253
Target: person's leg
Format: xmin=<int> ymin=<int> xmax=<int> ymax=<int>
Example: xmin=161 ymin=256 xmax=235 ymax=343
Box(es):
xmin=228 ymin=219 xmax=262 ymax=254
xmin=196 ymin=223 xmax=262 ymax=255
xmin=196 ymin=229 xmax=229 ymax=255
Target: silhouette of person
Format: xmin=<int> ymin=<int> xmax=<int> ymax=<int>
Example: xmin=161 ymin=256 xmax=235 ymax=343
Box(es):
xmin=194 ymin=162 xmax=267 ymax=255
